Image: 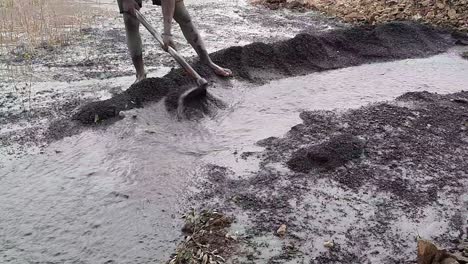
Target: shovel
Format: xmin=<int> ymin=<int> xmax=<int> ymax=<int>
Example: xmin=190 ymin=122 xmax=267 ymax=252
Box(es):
xmin=134 ymin=10 xmax=209 ymax=113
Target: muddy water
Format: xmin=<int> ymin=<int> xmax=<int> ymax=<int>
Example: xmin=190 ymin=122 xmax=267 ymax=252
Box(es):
xmin=1 ymin=48 xmax=467 ymax=263
xmin=203 ymin=47 xmax=468 ymax=167
xmin=0 ymin=0 xmax=344 ymax=158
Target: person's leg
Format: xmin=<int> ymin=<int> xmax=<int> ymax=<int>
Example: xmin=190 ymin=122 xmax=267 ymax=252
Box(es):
xmin=173 ymin=0 xmax=232 ymax=77
xmin=123 ymin=13 xmax=146 ymax=82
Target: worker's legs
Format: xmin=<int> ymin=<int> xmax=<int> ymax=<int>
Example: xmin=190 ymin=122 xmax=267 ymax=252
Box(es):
xmin=173 ymin=0 xmax=232 ymax=77
xmin=123 ymin=13 xmax=146 ymax=82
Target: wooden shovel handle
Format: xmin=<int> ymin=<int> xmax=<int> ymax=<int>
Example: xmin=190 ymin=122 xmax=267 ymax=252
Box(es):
xmin=134 ymin=10 xmax=207 ymax=86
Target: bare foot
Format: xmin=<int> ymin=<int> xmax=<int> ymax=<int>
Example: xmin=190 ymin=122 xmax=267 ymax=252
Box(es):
xmin=133 ymin=72 xmax=147 ymax=84
xmin=209 ymin=63 xmax=232 ymax=77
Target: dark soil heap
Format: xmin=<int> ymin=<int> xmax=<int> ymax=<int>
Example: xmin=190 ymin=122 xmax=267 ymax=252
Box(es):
xmin=287 ymin=133 xmax=365 ymax=172
xmin=194 ymin=91 xmax=468 ymax=262
xmin=72 ymin=22 xmax=457 ymax=125
xmin=259 ymin=91 xmax=468 ymax=204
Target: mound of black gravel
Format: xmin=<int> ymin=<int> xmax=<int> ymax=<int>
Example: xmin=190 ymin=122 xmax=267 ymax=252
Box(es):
xmin=72 ymin=22 xmax=455 ymax=125
xmin=192 ymin=91 xmax=468 ymax=262
xmin=287 ymin=133 xmax=365 ymax=172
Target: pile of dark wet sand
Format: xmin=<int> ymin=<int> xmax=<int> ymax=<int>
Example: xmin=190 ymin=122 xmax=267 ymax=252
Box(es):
xmin=261 ymin=91 xmax=468 ymax=204
xmin=72 ymin=22 xmax=458 ymax=125
xmin=287 ymin=133 xmax=365 ymax=172
xmin=192 ymin=91 xmax=468 ymax=263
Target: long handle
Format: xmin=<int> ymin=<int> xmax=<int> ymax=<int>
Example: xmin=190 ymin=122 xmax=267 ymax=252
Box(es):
xmin=134 ymin=10 xmax=207 ymax=86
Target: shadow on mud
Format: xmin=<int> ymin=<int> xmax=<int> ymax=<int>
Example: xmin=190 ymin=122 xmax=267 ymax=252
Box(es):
xmin=70 ymin=22 xmax=460 ymax=126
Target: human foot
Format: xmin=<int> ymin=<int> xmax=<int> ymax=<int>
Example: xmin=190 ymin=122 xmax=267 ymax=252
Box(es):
xmin=208 ymin=62 xmax=232 ymax=77
xmin=133 ymin=72 xmax=147 ymax=84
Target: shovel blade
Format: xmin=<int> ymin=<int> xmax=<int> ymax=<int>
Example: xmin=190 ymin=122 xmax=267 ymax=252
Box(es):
xmin=182 ymin=84 xmax=208 ymax=101
xmin=176 ymin=83 xmax=209 ymax=118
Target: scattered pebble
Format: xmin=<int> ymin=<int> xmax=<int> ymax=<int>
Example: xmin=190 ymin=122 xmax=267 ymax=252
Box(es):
xmin=276 ymin=224 xmax=287 ymax=236
xmin=324 ymin=240 xmax=335 ymax=249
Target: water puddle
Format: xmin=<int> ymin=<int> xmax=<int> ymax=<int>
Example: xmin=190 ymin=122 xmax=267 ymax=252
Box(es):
xmin=1 ymin=48 xmax=468 ymax=262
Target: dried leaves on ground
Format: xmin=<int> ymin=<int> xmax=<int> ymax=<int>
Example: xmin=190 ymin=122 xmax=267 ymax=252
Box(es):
xmin=255 ymin=0 xmax=468 ymax=32
xmin=168 ymin=211 xmax=237 ymax=264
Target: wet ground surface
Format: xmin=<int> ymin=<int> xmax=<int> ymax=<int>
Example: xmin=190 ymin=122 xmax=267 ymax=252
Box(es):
xmin=1 ymin=1 xmax=468 ymax=263
xmin=0 ymin=0 xmax=345 ymax=158
xmin=197 ymin=88 xmax=468 ymax=263
xmin=2 ymin=46 xmax=468 ymax=263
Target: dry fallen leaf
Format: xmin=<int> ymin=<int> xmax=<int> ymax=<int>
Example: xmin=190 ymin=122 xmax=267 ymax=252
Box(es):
xmin=417 ymin=239 xmax=452 ymax=264
xmin=418 ymin=239 xmax=439 ymax=264
xmin=202 ymin=253 xmax=209 ymax=264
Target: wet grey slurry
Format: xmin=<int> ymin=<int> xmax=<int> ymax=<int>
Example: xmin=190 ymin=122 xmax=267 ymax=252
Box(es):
xmin=0 ymin=0 xmax=342 ymax=158
xmin=1 ymin=2 xmax=468 ymax=263
xmin=1 ymin=54 xmax=468 ymax=263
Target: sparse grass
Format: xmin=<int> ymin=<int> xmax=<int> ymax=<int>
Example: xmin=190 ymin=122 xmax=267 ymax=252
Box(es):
xmin=462 ymin=51 xmax=468 ymax=60
xmin=0 ymin=0 xmax=110 ymax=113
xmin=0 ymin=0 xmax=101 ymax=53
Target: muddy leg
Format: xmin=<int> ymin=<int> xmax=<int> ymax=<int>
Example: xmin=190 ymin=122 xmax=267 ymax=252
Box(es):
xmin=123 ymin=13 xmax=146 ymax=82
xmin=173 ymin=0 xmax=232 ymax=77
